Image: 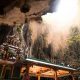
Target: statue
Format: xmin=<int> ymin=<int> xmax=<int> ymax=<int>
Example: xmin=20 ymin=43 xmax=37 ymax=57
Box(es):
xmin=22 ymin=18 xmax=32 ymax=58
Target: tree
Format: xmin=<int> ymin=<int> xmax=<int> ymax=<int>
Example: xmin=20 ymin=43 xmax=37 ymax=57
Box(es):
xmin=32 ymin=31 xmax=53 ymax=62
xmin=64 ymin=27 xmax=80 ymax=68
xmin=32 ymin=33 xmax=47 ymax=60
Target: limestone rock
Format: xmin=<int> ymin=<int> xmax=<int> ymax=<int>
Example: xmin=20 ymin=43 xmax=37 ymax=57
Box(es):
xmin=0 ymin=0 xmax=52 ymax=25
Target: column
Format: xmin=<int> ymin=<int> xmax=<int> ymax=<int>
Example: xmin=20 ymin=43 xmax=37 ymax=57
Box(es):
xmin=38 ymin=74 xmax=40 ymax=80
xmin=22 ymin=65 xmax=30 ymax=80
xmin=71 ymin=73 xmax=75 ymax=80
xmin=54 ymin=70 xmax=58 ymax=80
xmin=11 ymin=65 xmax=14 ymax=80
xmin=1 ymin=65 xmax=6 ymax=79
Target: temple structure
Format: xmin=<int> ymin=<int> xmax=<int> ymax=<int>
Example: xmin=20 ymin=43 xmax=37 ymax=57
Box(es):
xmin=0 ymin=0 xmax=80 ymax=80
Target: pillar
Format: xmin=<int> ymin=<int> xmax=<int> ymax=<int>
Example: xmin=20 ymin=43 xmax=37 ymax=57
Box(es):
xmin=54 ymin=70 xmax=58 ymax=80
xmin=1 ymin=65 xmax=6 ymax=79
xmin=22 ymin=65 xmax=30 ymax=80
xmin=38 ymin=74 xmax=40 ymax=80
xmin=11 ymin=65 xmax=14 ymax=80
xmin=71 ymin=73 xmax=75 ymax=80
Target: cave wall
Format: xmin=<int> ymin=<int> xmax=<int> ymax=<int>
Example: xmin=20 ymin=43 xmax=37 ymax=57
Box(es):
xmin=0 ymin=24 xmax=13 ymax=45
xmin=0 ymin=0 xmax=52 ymax=25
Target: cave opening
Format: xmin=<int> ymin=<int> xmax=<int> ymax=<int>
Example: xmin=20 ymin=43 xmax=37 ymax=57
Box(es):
xmin=0 ymin=23 xmax=13 ymax=45
xmin=0 ymin=0 xmax=19 ymax=15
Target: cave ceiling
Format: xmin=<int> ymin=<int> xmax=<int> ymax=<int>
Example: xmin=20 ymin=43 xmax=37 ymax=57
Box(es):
xmin=0 ymin=0 xmax=56 ymax=25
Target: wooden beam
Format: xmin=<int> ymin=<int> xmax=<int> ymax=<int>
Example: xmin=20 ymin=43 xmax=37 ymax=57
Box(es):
xmin=0 ymin=59 xmax=14 ymax=65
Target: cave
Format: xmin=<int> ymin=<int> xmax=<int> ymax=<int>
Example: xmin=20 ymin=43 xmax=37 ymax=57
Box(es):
xmin=0 ymin=0 xmax=18 ymax=15
xmin=0 ymin=24 xmax=13 ymax=45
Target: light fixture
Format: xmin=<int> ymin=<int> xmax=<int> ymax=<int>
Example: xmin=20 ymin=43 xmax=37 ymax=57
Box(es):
xmin=20 ymin=0 xmax=30 ymax=13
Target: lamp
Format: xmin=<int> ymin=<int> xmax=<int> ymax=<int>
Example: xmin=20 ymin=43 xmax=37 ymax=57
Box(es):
xmin=20 ymin=0 xmax=30 ymax=13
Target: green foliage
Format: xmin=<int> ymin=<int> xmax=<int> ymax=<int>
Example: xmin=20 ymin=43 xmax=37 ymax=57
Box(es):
xmin=64 ymin=27 xmax=80 ymax=68
xmin=32 ymin=34 xmax=47 ymax=59
xmin=32 ymin=33 xmax=52 ymax=61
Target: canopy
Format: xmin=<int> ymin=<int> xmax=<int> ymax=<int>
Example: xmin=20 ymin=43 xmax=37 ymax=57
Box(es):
xmin=21 ymin=58 xmax=77 ymax=78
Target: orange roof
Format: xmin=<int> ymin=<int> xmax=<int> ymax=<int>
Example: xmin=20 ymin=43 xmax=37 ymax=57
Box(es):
xmin=21 ymin=58 xmax=77 ymax=78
